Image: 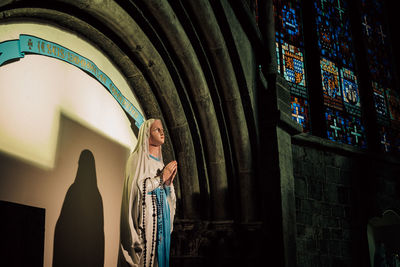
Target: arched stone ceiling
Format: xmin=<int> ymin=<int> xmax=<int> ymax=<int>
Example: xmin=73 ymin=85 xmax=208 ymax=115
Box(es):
xmin=0 ymin=0 xmax=258 ymax=222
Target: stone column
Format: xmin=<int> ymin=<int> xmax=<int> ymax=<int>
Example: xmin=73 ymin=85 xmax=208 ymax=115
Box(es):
xmin=257 ymin=1 xmax=301 ymax=266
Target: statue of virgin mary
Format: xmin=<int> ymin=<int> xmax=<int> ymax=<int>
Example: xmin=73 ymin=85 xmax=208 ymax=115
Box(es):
xmin=119 ymin=119 xmax=177 ymax=267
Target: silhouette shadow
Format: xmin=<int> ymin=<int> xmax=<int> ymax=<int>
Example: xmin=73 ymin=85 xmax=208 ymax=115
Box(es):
xmin=53 ymin=149 xmax=104 ymax=267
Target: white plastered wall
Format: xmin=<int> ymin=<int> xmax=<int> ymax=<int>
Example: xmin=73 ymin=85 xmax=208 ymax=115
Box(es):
xmin=0 ymin=22 xmax=143 ymax=266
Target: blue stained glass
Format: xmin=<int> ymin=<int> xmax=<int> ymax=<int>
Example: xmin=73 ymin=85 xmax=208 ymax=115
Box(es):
xmin=341 ymin=68 xmax=360 ymax=107
xmin=372 ymin=81 xmax=388 ymax=118
xmin=326 ymin=108 xmax=345 ymax=142
xmin=320 ymin=58 xmax=343 ymax=110
xmin=274 ymin=0 xmax=303 ymax=47
xmin=344 ymin=115 xmax=367 ymax=148
xmin=282 ymin=5 xmax=300 ymax=36
xmin=340 ymin=68 xmax=361 ymax=116
xmin=337 ymin=15 xmax=354 ymax=68
xmin=325 ymin=108 xmax=366 ymax=147
xmin=291 ymin=96 xmax=310 ymax=131
xmin=274 ymin=0 xmax=310 ymax=133
xmin=276 ymin=41 xmax=281 ymax=73
xmin=361 ymin=0 xmax=392 ymax=87
xmin=281 ymin=41 xmax=306 ymax=87
xmin=315 ymin=0 xmax=338 ymax=60
xmin=315 ymin=0 xmax=355 ymax=68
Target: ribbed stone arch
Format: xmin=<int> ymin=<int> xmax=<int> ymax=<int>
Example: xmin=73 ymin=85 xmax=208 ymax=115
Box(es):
xmin=185 ymin=0 xmax=257 ymax=222
xmin=137 ymin=0 xmax=230 ymax=220
xmin=0 ymin=2 xmax=200 ymax=219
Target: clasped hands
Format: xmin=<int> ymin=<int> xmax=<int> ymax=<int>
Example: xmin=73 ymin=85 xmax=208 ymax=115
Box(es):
xmin=162 ymin=160 xmax=177 ymax=186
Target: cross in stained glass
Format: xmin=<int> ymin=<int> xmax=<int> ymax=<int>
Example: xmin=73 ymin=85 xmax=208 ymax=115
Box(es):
xmin=292 ymin=103 xmax=305 ymax=124
xmin=330 ymin=118 xmax=341 ymax=137
xmin=321 ymin=0 xmax=329 ymax=12
xmin=377 ymin=25 xmax=386 ymax=44
xmin=362 ymin=15 xmax=372 ymax=36
xmin=350 ymin=125 xmax=362 ymax=143
xmin=336 ymin=0 xmax=344 ymax=21
xmin=381 ymin=132 xmax=390 ymax=152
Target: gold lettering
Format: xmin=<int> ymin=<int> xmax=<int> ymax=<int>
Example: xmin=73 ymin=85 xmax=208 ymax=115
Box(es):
xmin=86 ymin=61 xmax=92 ymax=72
xmin=47 ymin=43 xmax=52 ymax=54
xmin=60 ymin=48 xmax=65 ymax=58
xmin=74 ymin=55 xmax=79 ymax=65
xmin=52 ymin=46 xmax=58 ymax=57
xmin=80 ymin=58 xmax=85 ymax=68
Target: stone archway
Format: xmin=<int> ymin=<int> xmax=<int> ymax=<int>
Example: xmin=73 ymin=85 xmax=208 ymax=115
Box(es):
xmin=0 ymin=1 xmax=262 ymax=265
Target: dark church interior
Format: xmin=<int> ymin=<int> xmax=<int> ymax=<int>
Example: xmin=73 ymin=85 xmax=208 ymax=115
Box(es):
xmin=0 ymin=0 xmax=399 ymax=266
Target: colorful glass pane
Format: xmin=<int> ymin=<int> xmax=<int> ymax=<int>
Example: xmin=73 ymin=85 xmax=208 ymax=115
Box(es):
xmin=379 ymin=126 xmax=391 ymax=152
xmin=321 ymin=58 xmax=343 ymax=110
xmin=372 ymin=81 xmax=388 ymax=119
xmin=276 ymin=41 xmax=281 ymax=74
xmin=315 ymin=0 xmax=338 ymax=60
xmin=360 ymin=0 xmax=392 ymax=87
xmin=326 ymin=108 xmax=345 ymax=142
xmin=386 ymin=89 xmax=400 ymax=122
xmin=291 ymin=96 xmax=310 ymax=132
xmin=340 ymin=67 xmax=361 ymax=116
xmin=274 ymin=0 xmax=303 ymax=47
xmin=360 ymin=0 xmax=399 ymax=154
xmin=336 ymin=2 xmax=354 ymax=68
xmin=274 ymin=0 xmax=310 ymax=132
xmin=344 ymin=115 xmax=367 ymax=148
xmin=315 ymin=0 xmax=355 ymax=67
xmin=379 ymin=126 xmax=400 ymax=153
xmin=325 ymin=108 xmax=366 ymax=147
xmin=281 ymin=41 xmax=307 ymax=96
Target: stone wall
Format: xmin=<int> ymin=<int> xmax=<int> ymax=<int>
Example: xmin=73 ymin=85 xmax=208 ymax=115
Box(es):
xmin=170 ymin=220 xmax=265 ymax=267
xmin=293 ymin=143 xmax=355 ymax=266
xmin=292 ymin=134 xmax=400 ymax=267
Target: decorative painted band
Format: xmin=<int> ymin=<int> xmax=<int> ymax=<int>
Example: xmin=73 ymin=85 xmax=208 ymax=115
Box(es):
xmin=0 ymin=34 xmax=144 ymax=128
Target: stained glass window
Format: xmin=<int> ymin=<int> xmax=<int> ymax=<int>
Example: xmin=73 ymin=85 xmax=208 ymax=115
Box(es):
xmin=274 ymin=0 xmax=310 ymax=132
xmin=360 ymin=0 xmax=399 ymax=153
xmin=270 ymin=0 xmax=397 ymax=151
xmin=315 ymin=0 xmax=366 ymax=148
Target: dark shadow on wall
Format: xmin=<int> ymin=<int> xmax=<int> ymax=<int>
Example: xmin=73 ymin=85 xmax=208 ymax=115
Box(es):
xmin=53 ymin=149 xmax=104 ymax=267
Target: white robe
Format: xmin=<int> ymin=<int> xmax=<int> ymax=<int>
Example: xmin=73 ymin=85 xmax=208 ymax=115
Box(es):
xmin=119 ymin=119 xmax=176 ymax=267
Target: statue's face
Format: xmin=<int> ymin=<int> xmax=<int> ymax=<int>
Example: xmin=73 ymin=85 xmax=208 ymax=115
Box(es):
xmin=149 ymin=120 xmax=165 ymax=146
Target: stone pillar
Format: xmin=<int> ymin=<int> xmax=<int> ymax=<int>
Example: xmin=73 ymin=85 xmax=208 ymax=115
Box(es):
xmin=257 ymin=1 xmax=301 ymax=266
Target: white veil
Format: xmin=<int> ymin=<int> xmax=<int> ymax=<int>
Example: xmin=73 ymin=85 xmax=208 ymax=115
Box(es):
xmin=119 ymin=118 xmax=164 ymax=266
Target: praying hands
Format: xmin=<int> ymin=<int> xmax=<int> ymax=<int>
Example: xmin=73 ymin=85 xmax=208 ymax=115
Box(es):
xmin=162 ymin=160 xmax=177 ymax=186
